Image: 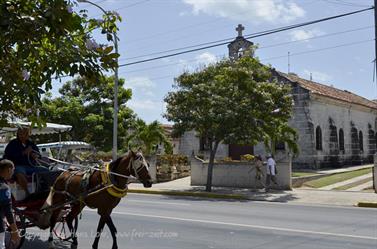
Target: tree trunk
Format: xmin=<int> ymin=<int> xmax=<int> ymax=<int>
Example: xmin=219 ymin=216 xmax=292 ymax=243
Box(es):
xmin=206 ymin=141 xmax=219 ymax=192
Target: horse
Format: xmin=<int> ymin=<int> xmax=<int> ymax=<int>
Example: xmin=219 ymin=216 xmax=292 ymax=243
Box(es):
xmin=45 ymin=150 xmax=153 ymax=249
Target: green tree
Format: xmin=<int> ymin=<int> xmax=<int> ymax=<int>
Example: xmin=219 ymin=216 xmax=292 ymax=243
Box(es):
xmin=164 ymin=56 xmax=297 ymax=191
xmin=41 ymin=75 xmax=135 ymax=151
xmin=0 ymin=0 xmax=120 ymax=125
xmin=127 ymin=119 xmax=173 ymax=156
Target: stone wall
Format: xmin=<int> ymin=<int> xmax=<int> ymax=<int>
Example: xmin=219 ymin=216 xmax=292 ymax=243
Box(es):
xmin=191 ymin=155 xmax=291 ymax=190
xmin=152 ymin=154 xmax=191 ymax=183
xmin=178 ymin=130 xmax=228 ymax=159
xmin=305 ymin=96 xmax=376 ymax=168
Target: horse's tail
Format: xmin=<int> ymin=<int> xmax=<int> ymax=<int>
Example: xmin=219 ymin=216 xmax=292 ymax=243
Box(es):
xmin=34 ymin=187 xmax=55 ymax=229
xmin=38 ymin=172 xmax=67 ymax=229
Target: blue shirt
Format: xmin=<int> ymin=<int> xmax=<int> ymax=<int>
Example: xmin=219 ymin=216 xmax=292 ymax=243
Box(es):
xmin=0 ymin=177 xmax=14 ymax=233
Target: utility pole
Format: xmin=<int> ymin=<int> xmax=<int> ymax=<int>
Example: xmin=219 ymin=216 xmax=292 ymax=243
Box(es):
xmin=375 ymin=0 xmax=377 ymax=79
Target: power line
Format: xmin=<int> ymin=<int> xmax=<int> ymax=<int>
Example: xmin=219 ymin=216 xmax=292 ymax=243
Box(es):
xmin=321 ymin=0 xmax=371 ymax=8
xmin=123 ymin=0 xmax=331 ymax=47
xmin=261 ymin=39 xmax=373 ymax=61
xmin=118 ymin=39 xmax=372 ymax=85
xmin=119 ymin=7 xmax=374 ymax=67
xmin=121 ymin=26 xmax=372 ymax=74
xmin=87 ymin=0 xmax=151 ymax=18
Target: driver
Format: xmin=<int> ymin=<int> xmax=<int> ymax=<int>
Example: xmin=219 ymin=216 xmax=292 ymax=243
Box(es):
xmin=3 ymin=127 xmax=48 ymax=195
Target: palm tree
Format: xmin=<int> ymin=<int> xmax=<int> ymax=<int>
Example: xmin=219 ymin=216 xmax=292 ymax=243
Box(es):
xmin=127 ymin=119 xmax=173 ymax=155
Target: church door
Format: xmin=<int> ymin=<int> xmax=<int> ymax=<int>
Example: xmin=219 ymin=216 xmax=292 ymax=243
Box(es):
xmin=229 ymin=144 xmax=254 ymax=160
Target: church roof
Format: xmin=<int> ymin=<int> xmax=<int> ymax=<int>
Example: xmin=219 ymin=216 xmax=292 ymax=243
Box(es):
xmin=278 ymin=72 xmax=377 ymax=110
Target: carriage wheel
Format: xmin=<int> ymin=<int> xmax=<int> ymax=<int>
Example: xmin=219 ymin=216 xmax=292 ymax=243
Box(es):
xmin=7 ymin=211 xmax=26 ymax=249
xmin=53 ymin=216 xmax=78 ymax=241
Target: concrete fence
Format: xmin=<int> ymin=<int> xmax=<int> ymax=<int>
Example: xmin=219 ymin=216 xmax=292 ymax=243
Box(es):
xmin=191 ymin=155 xmax=292 ymax=190
xmin=146 ymin=155 xmax=157 ymax=182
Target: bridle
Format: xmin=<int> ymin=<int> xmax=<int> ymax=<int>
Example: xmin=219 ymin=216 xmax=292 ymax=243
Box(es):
xmin=128 ymin=152 xmax=149 ymax=180
xmin=101 ymin=152 xmax=149 ymax=198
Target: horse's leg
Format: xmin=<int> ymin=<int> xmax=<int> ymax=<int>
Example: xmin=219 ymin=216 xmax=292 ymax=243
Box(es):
xmin=48 ymin=210 xmax=59 ymax=249
xmin=105 ymin=215 xmax=118 ymax=249
xmin=92 ymin=215 xmax=106 ymax=249
xmin=66 ymin=204 xmax=81 ymax=249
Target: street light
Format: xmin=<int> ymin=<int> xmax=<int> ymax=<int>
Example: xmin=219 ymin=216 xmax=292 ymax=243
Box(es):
xmin=78 ymin=0 xmax=119 ymax=160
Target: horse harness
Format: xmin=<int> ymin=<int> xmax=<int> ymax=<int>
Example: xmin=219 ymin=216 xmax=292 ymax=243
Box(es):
xmin=51 ymin=155 xmax=147 ymax=209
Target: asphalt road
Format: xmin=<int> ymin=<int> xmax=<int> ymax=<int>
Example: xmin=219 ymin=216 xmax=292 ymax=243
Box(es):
xmin=21 ymin=193 xmax=377 ymax=249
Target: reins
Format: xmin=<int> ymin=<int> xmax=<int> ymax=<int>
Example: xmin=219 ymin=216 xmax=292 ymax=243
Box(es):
xmin=38 ymin=157 xmax=138 ymax=181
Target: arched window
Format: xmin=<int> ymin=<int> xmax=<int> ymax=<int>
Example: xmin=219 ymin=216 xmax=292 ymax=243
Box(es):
xmin=316 ymin=126 xmax=322 ymax=150
xmin=368 ymin=129 xmax=376 ymax=162
xmin=275 ymin=141 xmax=285 ymax=151
xmin=359 ymin=131 xmax=363 ymax=151
xmin=339 ymin=129 xmax=344 ymax=151
xmin=351 ymin=127 xmax=359 ymax=156
xmin=329 ymin=125 xmax=338 ymax=149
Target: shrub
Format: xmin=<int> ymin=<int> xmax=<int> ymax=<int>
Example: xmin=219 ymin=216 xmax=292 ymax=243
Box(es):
xmin=240 ymin=154 xmax=255 ymax=161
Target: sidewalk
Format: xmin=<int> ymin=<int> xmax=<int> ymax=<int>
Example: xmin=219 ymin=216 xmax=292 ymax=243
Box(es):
xmin=129 ymin=175 xmax=377 ymax=207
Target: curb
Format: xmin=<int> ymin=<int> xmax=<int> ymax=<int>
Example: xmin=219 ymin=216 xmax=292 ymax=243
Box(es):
xmin=355 ymin=202 xmax=377 ymax=208
xmin=128 ymin=189 xmax=248 ymax=200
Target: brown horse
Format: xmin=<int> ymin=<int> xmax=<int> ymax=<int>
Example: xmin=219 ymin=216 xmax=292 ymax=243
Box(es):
xmin=46 ymin=150 xmax=152 ymax=249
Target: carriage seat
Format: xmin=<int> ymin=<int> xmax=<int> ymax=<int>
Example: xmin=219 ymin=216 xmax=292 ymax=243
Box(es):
xmin=8 ymin=171 xmax=62 ymax=201
xmin=8 ymin=175 xmax=36 ymax=201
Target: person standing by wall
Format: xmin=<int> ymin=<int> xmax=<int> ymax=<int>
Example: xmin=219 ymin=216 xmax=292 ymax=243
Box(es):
xmin=253 ymin=155 xmax=265 ymax=190
xmin=265 ymin=154 xmax=278 ymax=192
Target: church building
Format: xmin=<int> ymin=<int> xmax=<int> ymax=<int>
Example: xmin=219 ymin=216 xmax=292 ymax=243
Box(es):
xmin=176 ymin=24 xmax=377 ymax=169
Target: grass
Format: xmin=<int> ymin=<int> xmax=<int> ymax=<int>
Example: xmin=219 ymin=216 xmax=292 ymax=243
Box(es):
xmin=292 ymin=172 xmax=319 ymax=177
xmin=356 ymin=202 xmax=377 ymax=208
xmin=303 ymin=168 xmax=372 ymax=188
xmin=334 ymin=177 xmax=373 ymax=190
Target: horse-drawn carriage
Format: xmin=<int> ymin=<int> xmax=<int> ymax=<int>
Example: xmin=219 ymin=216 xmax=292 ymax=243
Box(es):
xmin=1 ymin=122 xmax=153 ymax=249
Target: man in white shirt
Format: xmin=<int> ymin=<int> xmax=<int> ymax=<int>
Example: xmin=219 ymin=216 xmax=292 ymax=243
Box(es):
xmin=265 ymin=154 xmax=277 ymax=192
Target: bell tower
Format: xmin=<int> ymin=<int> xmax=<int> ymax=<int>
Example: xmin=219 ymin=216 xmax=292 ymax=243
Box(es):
xmin=228 ymin=24 xmax=254 ymax=60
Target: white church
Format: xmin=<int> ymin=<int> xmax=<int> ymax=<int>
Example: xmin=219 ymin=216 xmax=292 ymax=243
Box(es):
xmin=170 ymin=25 xmax=377 ymax=169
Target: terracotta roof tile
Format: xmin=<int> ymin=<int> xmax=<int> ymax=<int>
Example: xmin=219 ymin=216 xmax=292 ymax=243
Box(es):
xmin=278 ymin=72 xmax=377 ymax=110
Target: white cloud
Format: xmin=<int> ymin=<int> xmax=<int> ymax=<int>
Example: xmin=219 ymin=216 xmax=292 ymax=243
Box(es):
xmin=182 ymin=0 xmax=305 ymax=24
xmin=126 ymin=76 xmax=156 ymax=96
xmin=289 ymin=29 xmax=325 ymax=41
xmin=128 ymin=99 xmax=162 ymax=111
xmin=176 ymin=59 xmax=194 ymax=72
xmin=195 ymin=52 xmax=217 ymax=65
xmin=303 ymin=69 xmax=332 ymax=82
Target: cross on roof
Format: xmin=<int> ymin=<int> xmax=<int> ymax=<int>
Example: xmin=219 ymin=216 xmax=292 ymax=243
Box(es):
xmin=236 ymin=24 xmax=244 ymax=37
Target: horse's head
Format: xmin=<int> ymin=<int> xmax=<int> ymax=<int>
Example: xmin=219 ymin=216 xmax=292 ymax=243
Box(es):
xmin=128 ymin=150 xmax=153 ymax=188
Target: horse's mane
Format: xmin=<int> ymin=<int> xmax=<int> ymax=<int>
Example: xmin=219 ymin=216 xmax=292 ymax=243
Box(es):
xmin=109 ymin=151 xmax=132 ymax=170
xmin=109 ymin=157 xmax=122 ymax=169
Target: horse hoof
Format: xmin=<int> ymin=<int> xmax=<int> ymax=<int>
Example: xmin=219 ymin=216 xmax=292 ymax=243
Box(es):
xmin=48 ymin=242 xmax=55 ymax=249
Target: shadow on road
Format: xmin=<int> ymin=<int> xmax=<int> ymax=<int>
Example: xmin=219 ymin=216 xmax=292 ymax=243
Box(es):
xmin=20 ymin=236 xmax=70 ymax=249
xmin=152 ymin=187 xmax=299 ymax=203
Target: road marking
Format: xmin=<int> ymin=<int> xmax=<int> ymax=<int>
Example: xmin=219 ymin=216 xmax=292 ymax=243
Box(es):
xmin=127 ymin=200 xmax=191 ymax=206
xmin=85 ymin=209 xmax=377 ymax=241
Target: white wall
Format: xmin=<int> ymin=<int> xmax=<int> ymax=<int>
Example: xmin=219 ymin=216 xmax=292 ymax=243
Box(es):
xmin=308 ymin=97 xmax=376 ymax=164
xmin=178 ymin=130 xmax=228 ymax=159
xmin=191 ymin=156 xmax=292 ymax=190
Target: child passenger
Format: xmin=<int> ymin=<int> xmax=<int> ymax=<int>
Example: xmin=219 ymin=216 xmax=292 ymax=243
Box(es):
xmin=0 ymin=160 xmax=20 ymax=249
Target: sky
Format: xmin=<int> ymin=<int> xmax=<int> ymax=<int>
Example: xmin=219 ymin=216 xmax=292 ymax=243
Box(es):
xmin=57 ymin=0 xmax=376 ymax=124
